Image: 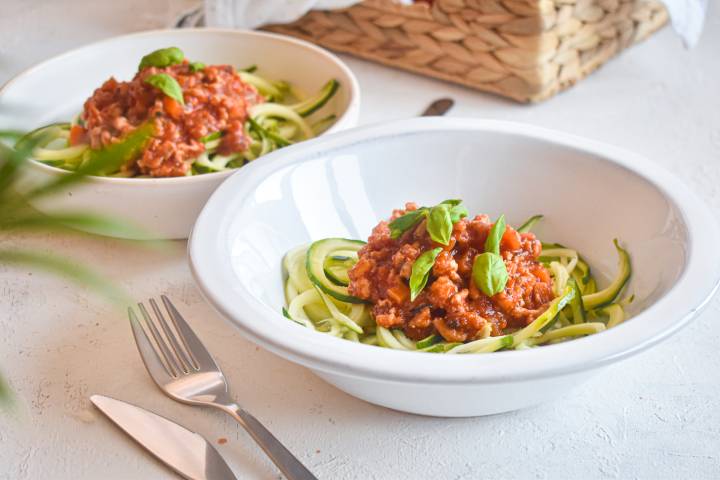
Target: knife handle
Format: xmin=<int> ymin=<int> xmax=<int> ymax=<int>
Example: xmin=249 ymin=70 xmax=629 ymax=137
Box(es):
xmin=221 ymin=404 xmax=318 ymax=480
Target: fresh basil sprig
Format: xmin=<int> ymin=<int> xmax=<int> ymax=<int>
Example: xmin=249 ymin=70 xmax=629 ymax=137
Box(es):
xmin=145 ymin=73 xmax=185 ymax=105
xmin=473 ymin=215 xmax=509 ymax=297
xmin=189 ymin=61 xmax=205 ymax=73
xmin=449 ymin=204 xmax=468 ymax=223
xmin=389 ymin=207 xmax=427 ymax=239
xmin=389 ymin=199 xmax=468 ymax=241
xmin=409 ymin=247 xmax=442 ymax=301
xmin=138 ymin=47 xmax=185 ymax=71
xmin=472 ymin=252 xmax=509 ymax=297
xmin=427 ymin=201 xmax=469 ymax=245
xmin=427 ymin=204 xmax=453 ymax=245
xmin=484 ymin=214 xmax=506 ymax=255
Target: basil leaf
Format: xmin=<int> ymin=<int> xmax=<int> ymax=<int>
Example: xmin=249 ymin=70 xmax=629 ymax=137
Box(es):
xmin=409 ymin=247 xmax=442 ymax=301
xmin=145 ymin=73 xmax=185 ymax=105
xmin=472 ymin=252 xmax=508 ymax=297
xmin=138 ymin=47 xmax=185 ymax=70
xmin=484 ymin=214 xmax=506 ymax=255
xmin=449 ymin=204 xmax=468 ymax=223
xmin=427 ymin=204 xmax=453 ymax=245
xmin=389 ymin=208 xmax=427 ymax=239
xmin=441 ymin=199 xmax=462 ymax=206
xmin=189 ymin=61 xmax=205 ymax=73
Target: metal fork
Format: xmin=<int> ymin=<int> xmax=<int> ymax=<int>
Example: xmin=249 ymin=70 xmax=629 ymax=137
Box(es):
xmin=129 ymin=295 xmax=317 ymax=480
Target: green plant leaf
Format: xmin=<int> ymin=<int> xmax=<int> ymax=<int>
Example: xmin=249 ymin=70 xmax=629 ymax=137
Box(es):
xmin=389 ymin=208 xmax=427 ymax=239
xmin=0 ymin=249 xmax=129 ymax=304
xmin=409 ymin=247 xmax=442 ymax=301
xmin=22 ymin=122 xmax=155 ymax=200
xmin=427 ymin=204 xmax=453 ymax=245
xmin=439 ymin=199 xmax=468 ymax=223
xmin=144 ymin=73 xmax=185 ymax=105
xmin=138 ymin=46 xmax=185 ymax=70
xmin=0 ymin=128 xmax=55 ymax=199
xmin=0 ymin=371 xmax=12 ymax=407
xmin=485 ymin=214 xmax=506 ymax=255
xmin=472 ymin=252 xmax=508 ymax=297
xmin=188 ymin=61 xmax=205 ymax=73
xmin=449 ymin=204 xmax=468 ymax=223
xmin=1 ymin=211 xmax=150 ymax=239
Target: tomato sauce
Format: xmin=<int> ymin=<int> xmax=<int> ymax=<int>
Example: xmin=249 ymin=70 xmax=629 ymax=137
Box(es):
xmin=348 ymin=203 xmax=555 ymax=343
xmin=81 ymin=62 xmax=262 ymax=177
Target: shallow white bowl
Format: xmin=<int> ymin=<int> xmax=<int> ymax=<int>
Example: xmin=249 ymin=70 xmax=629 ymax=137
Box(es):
xmin=0 ymin=28 xmax=360 ymax=239
xmin=189 ymin=118 xmax=720 ymax=417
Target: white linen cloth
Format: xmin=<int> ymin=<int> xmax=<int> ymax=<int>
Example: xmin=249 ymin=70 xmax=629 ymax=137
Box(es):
xmin=204 ymin=0 xmax=707 ymax=48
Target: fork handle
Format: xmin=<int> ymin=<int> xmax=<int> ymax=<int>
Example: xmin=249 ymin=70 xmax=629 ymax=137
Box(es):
xmin=221 ymin=404 xmax=318 ymax=480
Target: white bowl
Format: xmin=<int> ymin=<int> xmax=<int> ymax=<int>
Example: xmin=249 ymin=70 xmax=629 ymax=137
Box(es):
xmin=189 ymin=118 xmax=720 ymax=417
xmin=0 ymin=28 xmax=360 ymax=239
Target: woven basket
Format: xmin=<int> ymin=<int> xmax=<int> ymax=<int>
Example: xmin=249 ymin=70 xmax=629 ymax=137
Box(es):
xmin=265 ymin=0 xmax=668 ymax=102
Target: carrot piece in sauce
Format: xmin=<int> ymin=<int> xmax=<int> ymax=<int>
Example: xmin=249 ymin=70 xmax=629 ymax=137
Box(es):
xmin=68 ymin=125 xmax=87 ymax=146
xmin=163 ymin=96 xmax=184 ymax=120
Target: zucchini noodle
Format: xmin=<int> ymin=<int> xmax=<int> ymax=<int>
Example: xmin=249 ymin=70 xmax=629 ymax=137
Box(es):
xmin=282 ymin=215 xmax=634 ymax=355
xmin=15 ymin=72 xmax=340 ymax=177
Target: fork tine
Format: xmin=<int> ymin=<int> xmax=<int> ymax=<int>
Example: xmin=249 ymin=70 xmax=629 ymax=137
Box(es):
xmin=138 ymin=302 xmax=181 ymax=377
xmin=128 ymin=307 xmax=176 ymax=382
xmin=161 ymin=295 xmax=220 ymax=372
xmin=149 ymin=298 xmax=195 ymax=372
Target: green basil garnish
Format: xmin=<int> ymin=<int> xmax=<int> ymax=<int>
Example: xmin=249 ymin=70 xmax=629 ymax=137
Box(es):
xmin=472 ymin=252 xmax=508 ymax=297
xmin=448 ymin=204 xmax=468 ymax=223
xmin=138 ymin=47 xmax=185 ymax=71
xmin=409 ymin=247 xmax=442 ymax=301
xmin=389 ymin=208 xmax=427 ymax=239
xmin=189 ymin=61 xmax=205 ymax=73
xmin=427 ymin=204 xmax=453 ymax=245
xmin=144 ymin=73 xmax=185 ymax=105
xmin=389 ymin=199 xmax=468 ymax=240
xmin=485 ymin=214 xmax=506 ymax=255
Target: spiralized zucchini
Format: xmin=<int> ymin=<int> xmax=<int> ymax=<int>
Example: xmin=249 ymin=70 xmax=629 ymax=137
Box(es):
xmin=283 ymin=217 xmax=633 ymax=354
xmin=16 ymin=72 xmax=340 ymax=177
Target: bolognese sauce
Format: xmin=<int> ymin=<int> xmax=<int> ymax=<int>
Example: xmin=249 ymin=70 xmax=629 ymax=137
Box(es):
xmin=80 ymin=62 xmax=262 ymax=177
xmin=348 ymin=203 xmax=555 ymax=343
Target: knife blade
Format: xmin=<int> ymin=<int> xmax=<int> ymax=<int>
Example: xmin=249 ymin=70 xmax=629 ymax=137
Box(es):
xmin=90 ymin=395 xmax=237 ymax=480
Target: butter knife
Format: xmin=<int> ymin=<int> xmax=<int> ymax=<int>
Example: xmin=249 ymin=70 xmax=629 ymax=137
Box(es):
xmin=90 ymin=395 xmax=236 ymax=480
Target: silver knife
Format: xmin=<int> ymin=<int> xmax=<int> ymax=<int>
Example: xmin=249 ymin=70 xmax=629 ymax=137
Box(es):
xmin=90 ymin=395 xmax=237 ymax=480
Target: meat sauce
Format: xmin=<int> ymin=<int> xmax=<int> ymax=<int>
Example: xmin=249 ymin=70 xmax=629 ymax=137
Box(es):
xmin=347 ymin=203 xmax=555 ymax=343
xmin=80 ymin=62 xmax=262 ymax=177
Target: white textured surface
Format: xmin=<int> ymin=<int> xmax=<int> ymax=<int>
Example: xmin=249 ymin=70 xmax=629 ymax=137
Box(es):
xmin=1 ymin=1 xmax=719 ymax=479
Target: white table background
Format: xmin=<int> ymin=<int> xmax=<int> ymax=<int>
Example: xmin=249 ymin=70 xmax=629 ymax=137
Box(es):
xmin=1 ymin=1 xmax=719 ymax=479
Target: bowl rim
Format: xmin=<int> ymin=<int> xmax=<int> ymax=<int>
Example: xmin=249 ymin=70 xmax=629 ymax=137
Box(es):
xmin=189 ymin=117 xmax=720 ymax=384
xmin=0 ymin=27 xmax=361 ymax=185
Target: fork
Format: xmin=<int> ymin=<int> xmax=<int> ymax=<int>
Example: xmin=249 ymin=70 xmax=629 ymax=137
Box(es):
xmin=129 ymin=295 xmax=317 ymax=480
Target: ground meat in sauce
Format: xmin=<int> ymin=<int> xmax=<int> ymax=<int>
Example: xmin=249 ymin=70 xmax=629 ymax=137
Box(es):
xmin=347 ymin=203 xmax=555 ymax=343
xmin=81 ymin=62 xmax=262 ymax=177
